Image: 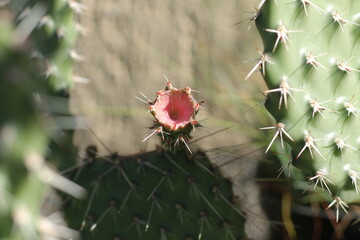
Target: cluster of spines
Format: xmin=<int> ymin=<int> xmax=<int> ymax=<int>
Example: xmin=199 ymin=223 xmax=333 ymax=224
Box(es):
xmin=247 ymin=0 xmax=360 ymax=222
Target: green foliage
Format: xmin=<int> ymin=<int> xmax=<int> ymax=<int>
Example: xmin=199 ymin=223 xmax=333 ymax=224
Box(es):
xmin=63 ymin=146 xmax=246 ymax=240
xmin=256 ymin=0 xmax=360 ymax=220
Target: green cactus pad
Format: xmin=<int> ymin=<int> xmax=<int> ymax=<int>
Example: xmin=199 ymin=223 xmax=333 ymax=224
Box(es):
xmin=0 ymin=1 xmax=81 ymax=238
xmin=255 ymin=0 xmax=360 ymax=220
xmin=63 ymin=146 xmax=246 ymax=239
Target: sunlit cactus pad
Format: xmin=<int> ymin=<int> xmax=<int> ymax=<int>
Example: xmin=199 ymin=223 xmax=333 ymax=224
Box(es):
xmin=63 ymin=146 xmax=246 ymax=239
xmin=254 ymin=0 xmax=360 ymax=220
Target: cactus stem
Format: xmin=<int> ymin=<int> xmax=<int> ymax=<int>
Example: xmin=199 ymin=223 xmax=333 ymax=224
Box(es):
xmin=265 ymin=22 xmax=302 ymax=52
xmin=265 ymin=77 xmax=303 ymax=109
xmin=326 ymin=196 xmax=349 ymax=222
xmin=296 ymin=131 xmax=326 ymax=160
xmin=309 ymin=169 xmax=334 ymax=194
xmin=260 ymin=122 xmax=294 ymax=153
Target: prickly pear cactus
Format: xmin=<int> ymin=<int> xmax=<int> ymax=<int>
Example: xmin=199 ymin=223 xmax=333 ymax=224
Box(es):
xmin=63 ymin=146 xmax=246 ymax=240
xmin=0 ymin=0 xmax=84 ymax=239
xmin=62 ymin=82 xmax=246 ymax=239
xmin=254 ymin=0 xmax=360 ymax=221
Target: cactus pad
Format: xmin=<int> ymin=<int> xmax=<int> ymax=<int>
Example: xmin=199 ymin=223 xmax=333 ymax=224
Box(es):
xmin=255 ymin=0 xmax=360 ymax=221
xmin=62 ymin=146 xmax=246 ymax=239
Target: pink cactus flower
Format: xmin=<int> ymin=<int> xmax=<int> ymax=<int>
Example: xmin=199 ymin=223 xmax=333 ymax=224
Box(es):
xmin=151 ymin=86 xmax=198 ymax=131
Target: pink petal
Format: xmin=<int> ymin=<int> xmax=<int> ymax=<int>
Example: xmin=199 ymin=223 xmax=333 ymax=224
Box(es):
xmin=153 ymin=89 xmax=196 ymax=131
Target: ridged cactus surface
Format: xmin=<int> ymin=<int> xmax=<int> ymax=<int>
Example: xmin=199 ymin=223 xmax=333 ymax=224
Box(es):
xmin=255 ymin=0 xmax=360 ymax=221
xmin=63 ymin=146 xmax=246 ymax=240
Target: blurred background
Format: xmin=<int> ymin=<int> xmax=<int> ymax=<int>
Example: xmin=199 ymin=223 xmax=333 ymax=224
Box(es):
xmin=70 ymin=0 xmax=269 ymax=155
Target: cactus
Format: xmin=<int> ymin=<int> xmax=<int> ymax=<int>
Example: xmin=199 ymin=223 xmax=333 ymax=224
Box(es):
xmin=140 ymin=80 xmax=201 ymax=154
xmin=253 ymin=0 xmax=360 ymax=222
xmin=15 ymin=0 xmax=82 ymax=92
xmin=0 ymin=26 xmax=83 ymax=240
xmin=0 ymin=36 xmax=47 ymax=239
xmin=0 ymin=0 xmax=83 ymax=239
xmin=62 ymin=83 xmax=246 ymax=239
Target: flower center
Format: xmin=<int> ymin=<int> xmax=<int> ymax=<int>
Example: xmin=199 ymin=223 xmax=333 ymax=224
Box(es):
xmin=169 ymin=109 xmax=180 ymax=120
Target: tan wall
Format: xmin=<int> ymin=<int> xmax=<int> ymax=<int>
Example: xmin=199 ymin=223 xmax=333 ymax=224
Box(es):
xmin=70 ymin=0 xmax=266 ymax=155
